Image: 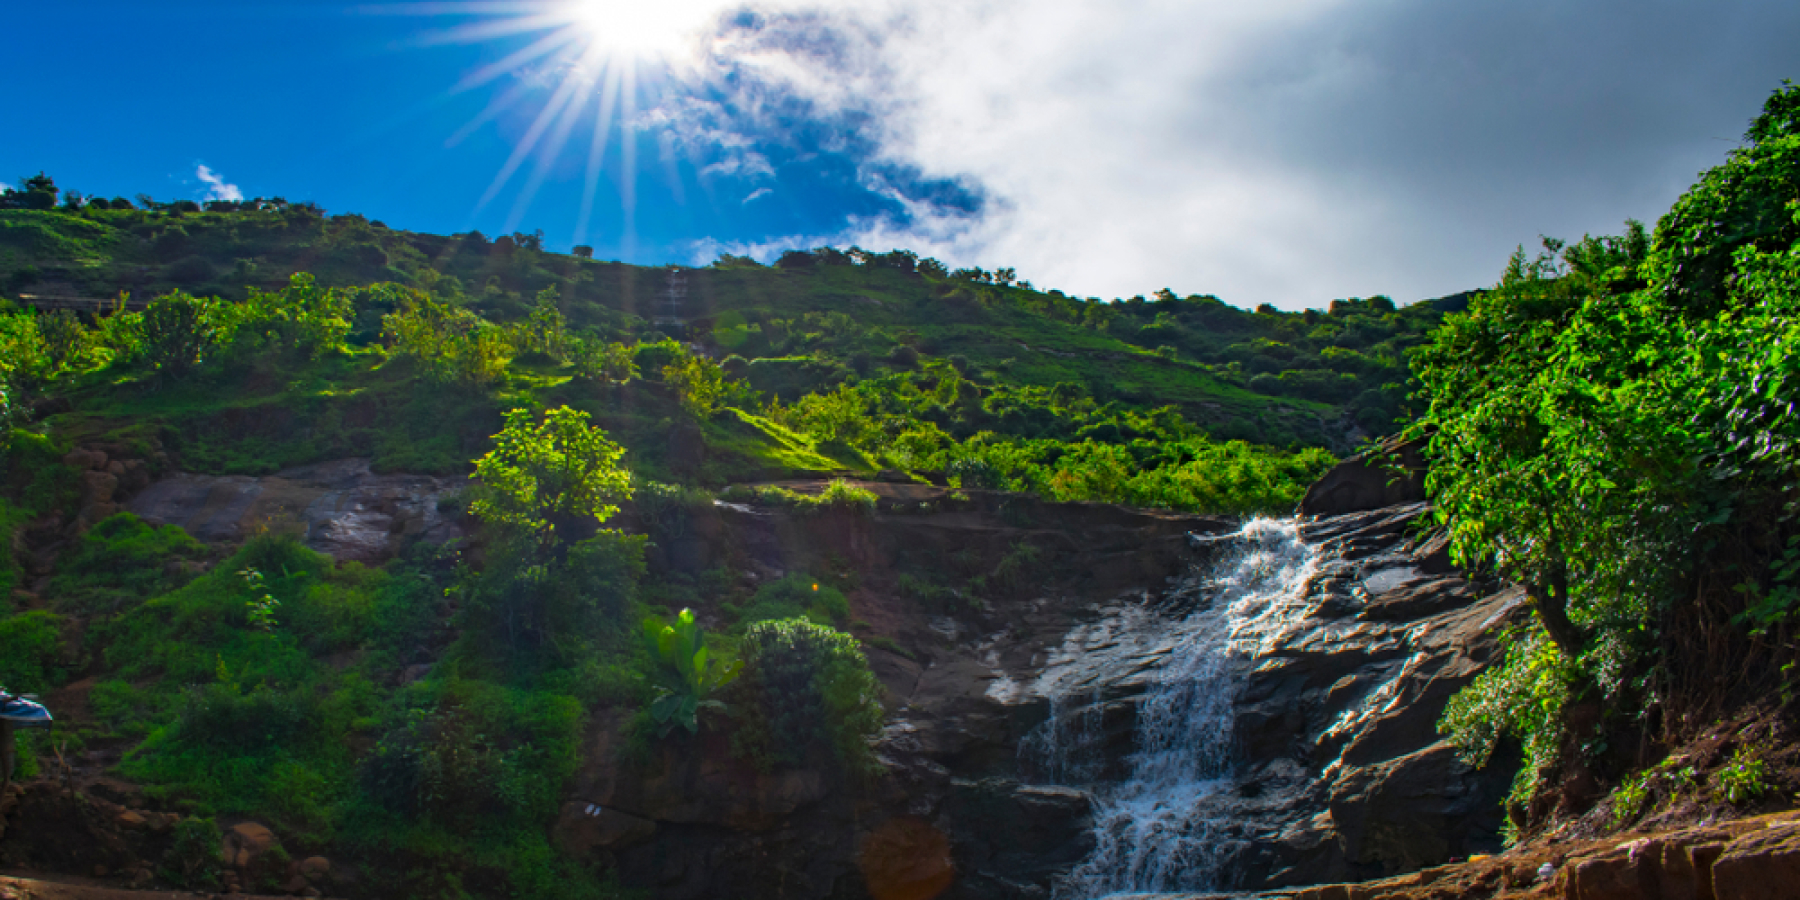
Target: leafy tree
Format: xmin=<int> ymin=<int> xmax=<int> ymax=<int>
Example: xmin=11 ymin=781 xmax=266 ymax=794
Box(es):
xmin=140 ymin=291 xmax=223 ymax=376
xmin=2 ymin=172 xmax=58 ymax=210
xmin=469 ymin=406 xmax=633 ymax=539
xmin=662 ymin=353 xmax=743 ymax=417
xmin=382 ymin=289 xmax=511 ymax=385
xmin=1422 ymin=81 xmax=1800 ymax=822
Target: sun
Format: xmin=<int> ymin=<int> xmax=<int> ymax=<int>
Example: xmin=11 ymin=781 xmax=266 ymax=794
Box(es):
xmin=560 ymin=0 xmax=721 ymax=61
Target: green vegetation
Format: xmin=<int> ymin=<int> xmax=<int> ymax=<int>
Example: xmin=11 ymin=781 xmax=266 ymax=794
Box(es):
xmin=1715 ymin=748 xmax=1771 ymax=805
xmin=730 ymin=618 xmax=885 ymax=774
xmin=1428 ymin=83 xmax=1800 ymax=833
xmin=641 ymin=608 xmax=741 ymax=735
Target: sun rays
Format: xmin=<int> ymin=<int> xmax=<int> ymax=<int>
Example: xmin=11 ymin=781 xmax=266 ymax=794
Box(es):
xmin=361 ymin=0 xmax=729 ymax=246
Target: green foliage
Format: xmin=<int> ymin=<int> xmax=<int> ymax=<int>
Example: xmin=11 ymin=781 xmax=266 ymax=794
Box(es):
xmin=663 ymin=353 xmax=746 ymax=417
xmin=49 ymin=513 xmax=206 ymax=612
xmin=140 ymin=290 xmax=225 ymax=375
xmin=1715 ymin=747 xmax=1770 ymax=805
xmin=469 ymin=406 xmax=633 ymax=538
xmin=1425 ymin=82 xmax=1800 ymax=828
xmin=717 ymin=479 xmax=878 ymax=514
xmin=383 ymin=289 xmax=512 ymax=385
xmin=734 ymin=574 xmax=850 ymax=626
xmin=0 ymin=610 xmax=64 ymax=694
xmin=733 ymin=618 xmax=884 ymax=773
xmin=357 ymin=684 xmax=580 ymax=830
xmin=222 ymin=273 xmax=355 ymax=361
xmin=239 ymin=567 xmax=281 ymax=632
xmin=1439 ymin=630 xmax=1574 ymax=819
xmin=640 ymin=608 xmax=741 ymax=735
xmin=456 ymin=530 xmax=645 ymax=664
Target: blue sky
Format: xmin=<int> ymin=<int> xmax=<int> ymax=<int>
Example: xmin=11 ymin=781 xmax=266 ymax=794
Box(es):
xmin=4 ymin=1 xmax=1797 ymax=308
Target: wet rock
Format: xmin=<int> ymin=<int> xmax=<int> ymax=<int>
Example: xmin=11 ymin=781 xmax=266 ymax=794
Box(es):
xmin=127 ymin=458 xmax=464 ymax=562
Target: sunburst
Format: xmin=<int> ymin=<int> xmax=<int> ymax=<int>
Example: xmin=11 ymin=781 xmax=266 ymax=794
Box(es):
xmin=362 ymin=0 xmax=729 ymax=246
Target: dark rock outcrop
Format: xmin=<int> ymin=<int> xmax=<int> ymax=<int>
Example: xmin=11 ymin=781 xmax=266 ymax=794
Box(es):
xmin=1297 ymin=437 xmax=1427 ymax=517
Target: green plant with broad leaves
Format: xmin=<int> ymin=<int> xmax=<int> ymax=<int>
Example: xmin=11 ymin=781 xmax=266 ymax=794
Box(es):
xmin=642 ymin=608 xmax=741 ymax=736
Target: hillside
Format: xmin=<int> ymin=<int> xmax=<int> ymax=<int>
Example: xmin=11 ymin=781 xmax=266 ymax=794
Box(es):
xmin=1 ymin=186 xmax=1452 ymax=457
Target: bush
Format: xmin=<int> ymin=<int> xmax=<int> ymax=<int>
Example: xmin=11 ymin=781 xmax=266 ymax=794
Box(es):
xmin=0 ymin=610 xmax=64 ymax=694
xmin=732 ymin=619 xmax=884 ymax=772
xmin=162 ymin=816 xmax=222 ymax=888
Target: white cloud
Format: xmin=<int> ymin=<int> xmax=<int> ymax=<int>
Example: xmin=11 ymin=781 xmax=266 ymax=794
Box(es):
xmin=648 ymin=0 xmax=1799 ymax=307
xmin=743 ymin=187 xmax=773 ymax=203
xmin=195 ymin=164 xmax=243 ymax=203
xmin=685 ymin=230 xmax=830 ymax=265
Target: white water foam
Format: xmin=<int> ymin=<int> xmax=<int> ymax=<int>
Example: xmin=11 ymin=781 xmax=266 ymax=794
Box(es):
xmin=1051 ymin=518 xmax=1321 ymax=898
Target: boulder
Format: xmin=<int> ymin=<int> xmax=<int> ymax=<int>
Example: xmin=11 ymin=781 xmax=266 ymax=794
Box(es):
xmin=127 ymin=458 xmax=463 ymax=562
xmin=1297 ymin=437 xmax=1426 ymax=517
xmin=222 ymin=820 xmax=278 ymax=869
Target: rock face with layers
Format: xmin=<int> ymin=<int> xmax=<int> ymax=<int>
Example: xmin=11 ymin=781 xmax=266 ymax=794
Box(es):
xmin=126 ymin=458 xmax=463 ymax=561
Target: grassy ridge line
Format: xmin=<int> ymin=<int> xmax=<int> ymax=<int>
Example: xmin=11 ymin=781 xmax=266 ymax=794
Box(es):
xmin=3 ymin=195 xmax=1453 ymax=452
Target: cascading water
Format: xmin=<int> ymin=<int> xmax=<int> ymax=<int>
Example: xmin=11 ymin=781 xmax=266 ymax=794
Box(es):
xmin=1044 ymin=518 xmax=1322 ymax=898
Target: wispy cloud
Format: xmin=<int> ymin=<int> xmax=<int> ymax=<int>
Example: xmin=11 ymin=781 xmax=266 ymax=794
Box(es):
xmin=743 ymin=187 xmax=773 ymax=203
xmin=195 ymin=164 xmax=243 ymax=202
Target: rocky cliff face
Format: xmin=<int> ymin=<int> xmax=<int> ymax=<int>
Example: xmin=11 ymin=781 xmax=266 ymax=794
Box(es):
xmin=549 ymin=486 xmax=1517 ymax=899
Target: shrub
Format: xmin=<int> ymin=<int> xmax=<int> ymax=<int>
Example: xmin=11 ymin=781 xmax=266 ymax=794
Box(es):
xmin=162 ymin=816 xmax=222 ymax=888
xmin=733 ymin=619 xmax=884 ymax=772
xmin=0 ymin=610 xmax=64 ymax=693
xmin=382 ymin=289 xmax=512 ymax=385
xmin=140 ymin=290 xmax=225 ymax=376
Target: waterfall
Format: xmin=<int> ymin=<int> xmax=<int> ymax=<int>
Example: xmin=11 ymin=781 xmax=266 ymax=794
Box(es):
xmin=1048 ymin=518 xmax=1322 ymax=898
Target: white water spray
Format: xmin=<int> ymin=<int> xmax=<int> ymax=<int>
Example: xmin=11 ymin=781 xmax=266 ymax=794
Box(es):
xmin=1052 ymin=518 xmax=1321 ymax=898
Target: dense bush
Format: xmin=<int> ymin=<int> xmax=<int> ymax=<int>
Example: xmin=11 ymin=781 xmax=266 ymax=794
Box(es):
xmin=732 ymin=618 xmax=884 ymax=772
